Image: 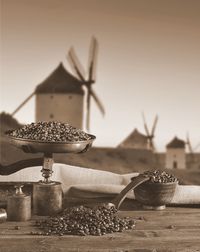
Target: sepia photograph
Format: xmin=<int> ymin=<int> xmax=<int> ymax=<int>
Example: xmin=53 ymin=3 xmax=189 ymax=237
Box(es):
xmin=0 ymin=0 xmax=200 ymax=251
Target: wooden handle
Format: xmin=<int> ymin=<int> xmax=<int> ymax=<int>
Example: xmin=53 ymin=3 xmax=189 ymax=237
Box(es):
xmin=0 ymin=158 xmax=43 ymax=175
xmin=112 ymin=174 xmax=150 ymax=209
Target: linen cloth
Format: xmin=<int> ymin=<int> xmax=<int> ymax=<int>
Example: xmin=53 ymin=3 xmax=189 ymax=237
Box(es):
xmin=1 ymin=163 xmax=200 ymax=205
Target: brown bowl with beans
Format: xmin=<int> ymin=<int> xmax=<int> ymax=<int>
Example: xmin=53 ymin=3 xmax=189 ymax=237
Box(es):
xmin=133 ymin=170 xmax=178 ymax=210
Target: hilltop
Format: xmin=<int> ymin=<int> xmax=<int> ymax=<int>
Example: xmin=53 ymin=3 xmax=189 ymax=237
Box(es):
xmin=0 ymin=112 xmax=23 ymax=131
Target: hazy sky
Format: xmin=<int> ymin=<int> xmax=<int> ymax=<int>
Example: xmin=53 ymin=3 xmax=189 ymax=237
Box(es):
xmin=1 ymin=0 xmax=200 ymax=151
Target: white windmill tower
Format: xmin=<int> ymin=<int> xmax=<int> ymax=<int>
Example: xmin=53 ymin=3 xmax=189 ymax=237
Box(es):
xmin=11 ymin=37 xmax=105 ymax=130
xmin=142 ymin=112 xmax=158 ymax=152
xmin=165 ymin=136 xmax=186 ymax=169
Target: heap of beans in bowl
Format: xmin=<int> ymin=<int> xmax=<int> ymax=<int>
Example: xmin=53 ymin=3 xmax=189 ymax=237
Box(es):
xmin=142 ymin=170 xmax=178 ymax=183
xmin=6 ymin=121 xmax=92 ymax=142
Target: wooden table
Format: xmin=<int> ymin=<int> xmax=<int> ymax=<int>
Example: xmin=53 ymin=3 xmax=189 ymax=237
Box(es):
xmin=0 ymin=200 xmax=200 ymax=252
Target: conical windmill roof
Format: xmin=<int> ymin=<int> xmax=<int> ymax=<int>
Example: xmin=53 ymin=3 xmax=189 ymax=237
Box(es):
xmin=35 ymin=63 xmax=84 ymax=94
xmin=166 ymin=136 xmax=185 ymax=149
xmin=118 ymin=128 xmax=148 ymax=148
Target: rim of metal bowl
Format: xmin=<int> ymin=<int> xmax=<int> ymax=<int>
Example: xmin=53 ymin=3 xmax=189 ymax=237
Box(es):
xmin=6 ymin=133 xmax=96 ymax=145
xmin=5 ymin=133 xmax=96 ymax=153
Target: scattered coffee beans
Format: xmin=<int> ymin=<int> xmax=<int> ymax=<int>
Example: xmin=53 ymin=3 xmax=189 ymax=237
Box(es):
xmin=143 ymin=170 xmax=178 ymax=183
xmin=35 ymin=205 xmax=135 ymax=236
xmin=7 ymin=121 xmax=92 ymax=142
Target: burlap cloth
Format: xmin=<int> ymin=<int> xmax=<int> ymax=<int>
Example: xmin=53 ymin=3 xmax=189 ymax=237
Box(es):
xmin=1 ymin=163 xmax=200 ymax=205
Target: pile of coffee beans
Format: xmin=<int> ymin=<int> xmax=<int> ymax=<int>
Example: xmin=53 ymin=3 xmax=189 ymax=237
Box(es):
xmin=7 ymin=121 xmax=92 ymax=142
xmin=143 ymin=170 xmax=178 ymax=183
xmin=34 ymin=205 xmax=135 ymax=236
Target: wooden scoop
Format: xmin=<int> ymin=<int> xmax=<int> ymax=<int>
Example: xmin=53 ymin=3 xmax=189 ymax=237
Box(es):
xmin=104 ymin=174 xmax=150 ymax=209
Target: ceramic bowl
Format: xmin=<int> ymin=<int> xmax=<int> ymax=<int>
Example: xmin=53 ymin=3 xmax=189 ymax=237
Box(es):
xmin=134 ymin=180 xmax=178 ymax=210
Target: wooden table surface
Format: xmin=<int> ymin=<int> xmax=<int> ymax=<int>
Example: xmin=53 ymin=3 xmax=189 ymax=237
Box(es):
xmin=0 ymin=200 xmax=200 ymax=252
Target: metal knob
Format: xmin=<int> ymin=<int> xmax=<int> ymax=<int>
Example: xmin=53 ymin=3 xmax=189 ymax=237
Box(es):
xmin=14 ymin=185 xmax=25 ymax=195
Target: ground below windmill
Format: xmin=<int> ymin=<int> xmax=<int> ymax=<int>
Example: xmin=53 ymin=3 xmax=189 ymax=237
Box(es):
xmin=0 ymin=112 xmax=200 ymax=185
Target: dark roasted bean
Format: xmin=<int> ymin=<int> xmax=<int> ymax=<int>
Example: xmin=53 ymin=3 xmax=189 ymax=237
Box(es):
xmin=8 ymin=121 xmax=91 ymax=142
xmin=143 ymin=170 xmax=178 ymax=183
xmin=35 ymin=205 xmax=136 ymax=236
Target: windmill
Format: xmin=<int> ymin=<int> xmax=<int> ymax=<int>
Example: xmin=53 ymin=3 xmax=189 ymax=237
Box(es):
xmin=67 ymin=36 xmax=105 ymax=131
xmin=11 ymin=37 xmax=105 ymax=130
xmin=11 ymin=62 xmax=86 ymax=128
xmin=142 ymin=112 xmax=158 ymax=152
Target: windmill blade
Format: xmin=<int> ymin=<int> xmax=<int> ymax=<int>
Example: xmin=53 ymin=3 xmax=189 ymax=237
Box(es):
xmin=86 ymin=87 xmax=92 ymax=131
xmin=142 ymin=112 xmax=150 ymax=137
xmin=186 ymin=132 xmax=193 ymax=153
xmin=90 ymin=88 xmax=105 ymax=116
xmin=67 ymin=47 xmax=86 ymax=82
xmin=12 ymin=92 xmax=35 ymax=116
xmin=88 ymin=36 xmax=98 ymax=82
xmin=151 ymin=114 xmax=158 ymax=136
xmin=194 ymin=142 xmax=200 ymax=151
xmin=149 ymin=138 xmax=156 ymax=152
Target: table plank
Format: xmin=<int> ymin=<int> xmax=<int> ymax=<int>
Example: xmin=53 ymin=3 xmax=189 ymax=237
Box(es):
xmin=0 ymin=235 xmax=200 ymax=252
xmin=0 ymin=207 xmax=200 ymax=251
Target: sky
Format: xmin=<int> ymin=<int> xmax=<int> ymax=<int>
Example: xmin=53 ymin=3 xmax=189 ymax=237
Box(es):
xmin=1 ymin=0 xmax=200 ymax=151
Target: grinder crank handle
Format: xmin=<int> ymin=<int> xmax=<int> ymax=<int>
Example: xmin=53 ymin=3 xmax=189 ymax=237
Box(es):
xmin=111 ymin=174 xmax=150 ymax=209
xmin=0 ymin=158 xmax=43 ymax=175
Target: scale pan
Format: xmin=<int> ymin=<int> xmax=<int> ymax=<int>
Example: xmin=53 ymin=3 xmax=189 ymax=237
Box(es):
xmin=6 ymin=134 xmax=96 ymax=154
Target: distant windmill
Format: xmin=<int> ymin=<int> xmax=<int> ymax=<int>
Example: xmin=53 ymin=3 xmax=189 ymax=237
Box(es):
xmin=186 ymin=132 xmax=200 ymax=154
xmin=142 ymin=112 xmax=158 ymax=151
xmin=67 ymin=36 xmax=105 ymax=131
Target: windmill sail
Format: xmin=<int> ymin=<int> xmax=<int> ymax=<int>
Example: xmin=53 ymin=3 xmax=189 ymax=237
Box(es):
xmin=86 ymin=86 xmax=91 ymax=130
xmin=67 ymin=37 xmax=105 ymax=131
xmin=12 ymin=92 xmax=35 ymax=116
xmin=151 ymin=115 xmax=158 ymax=137
xmin=88 ymin=37 xmax=98 ymax=82
xmin=90 ymin=88 xmax=105 ymax=115
xmin=185 ymin=132 xmax=200 ymax=154
xmin=67 ymin=47 xmax=91 ymax=130
xmin=186 ymin=132 xmax=193 ymax=153
xmin=194 ymin=142 xmax=200 ymax=151
xmin=142 ymin=112 xmax=150 ymax=137
xmin=142 ymin=112 xmax=158 ymax=151
xmin=67 ymin=47 xmax=86 ymax=81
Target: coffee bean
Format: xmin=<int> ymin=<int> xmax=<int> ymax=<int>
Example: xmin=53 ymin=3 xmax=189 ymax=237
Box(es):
xmin=7 ymin=121 xmax=91 ymax=142
xmin=143 ymin=170 xmax=178 ymax=183
xmin=35 ymin=205 xmax=136 ymax=236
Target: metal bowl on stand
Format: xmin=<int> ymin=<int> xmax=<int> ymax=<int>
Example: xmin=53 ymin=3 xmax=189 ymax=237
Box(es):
xmin=7 ymin=134 xmax=96 ymax=154
xmin=6 ymin=134 xmax=96 ymax=216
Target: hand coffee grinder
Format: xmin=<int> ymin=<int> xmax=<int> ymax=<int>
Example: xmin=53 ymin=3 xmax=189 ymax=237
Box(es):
xmin=7 ymin=134 xmax=95 ymax=216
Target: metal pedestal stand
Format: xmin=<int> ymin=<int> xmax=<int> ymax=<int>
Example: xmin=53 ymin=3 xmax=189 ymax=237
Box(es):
xmin=33 ymin=153 xmax=62 ymax=216
xmin=6 ymin=135 xmax=96 ymax=216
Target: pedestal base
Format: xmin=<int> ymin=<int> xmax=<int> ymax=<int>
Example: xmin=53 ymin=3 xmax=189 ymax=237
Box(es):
xmin=33 ymin=181 xmax=62 ymax=216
